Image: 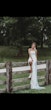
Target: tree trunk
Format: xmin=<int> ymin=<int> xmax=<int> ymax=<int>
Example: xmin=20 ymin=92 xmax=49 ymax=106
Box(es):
xmin=17 ymin=46 xmax=24 ymax=57
xmin=41 ymin=38 xmax=43 ymax=48
xmin=40 ymin=26 xmax=45 ymax=48
xmin=41 ymin=31 xmax=44 ymax=48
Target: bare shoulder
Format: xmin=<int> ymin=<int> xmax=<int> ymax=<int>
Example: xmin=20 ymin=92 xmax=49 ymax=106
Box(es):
xmin=28 ymin=48 xmax=31 ymax=52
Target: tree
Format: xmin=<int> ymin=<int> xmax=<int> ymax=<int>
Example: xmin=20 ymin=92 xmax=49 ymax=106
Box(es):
xmin=0 ymin=17 xmax=17 ymax=45
xmin=0 ymin=16 xmax=51 ymax=50
xmin=35 ymin=17 xmax=51 ymax=48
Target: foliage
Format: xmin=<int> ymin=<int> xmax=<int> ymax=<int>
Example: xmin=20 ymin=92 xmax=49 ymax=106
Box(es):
xmin=0 ymin=16 xmax=51 ymax=48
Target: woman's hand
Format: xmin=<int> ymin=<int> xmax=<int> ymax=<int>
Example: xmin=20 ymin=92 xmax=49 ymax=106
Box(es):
xmin=32 ymin=59 xmax=33 ymax=62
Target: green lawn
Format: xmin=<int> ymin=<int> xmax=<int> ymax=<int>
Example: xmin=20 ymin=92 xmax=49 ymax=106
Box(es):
xmin=15 ymin=85 xmax=51 ymax=93
xmin=13 ymin=71 xmax=51 ymax=94
xmin=0 ymin=71 xmax=46 ymax=92
xmin=0 ymin=70 xmax=51 ymax=93
xmin=0 ymin=46 xmax=51 ymax=62
xmin=12 ymin=71 xmax=46 ymax=93
xmin=0 ymin=46 xmax=51 ymax=93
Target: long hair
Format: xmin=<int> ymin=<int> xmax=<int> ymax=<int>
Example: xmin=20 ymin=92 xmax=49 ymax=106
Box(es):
xmin=31 ymin=42 xmax=37 ymax=49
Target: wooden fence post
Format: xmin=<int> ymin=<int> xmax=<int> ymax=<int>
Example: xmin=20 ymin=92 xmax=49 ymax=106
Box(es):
xmin=45 ymin=60 xmax=49 ymax=85
xmin=6 ymin=62 xmax=12 ymax=93
xmin=45 ymin=60 xmax=51 ymax=85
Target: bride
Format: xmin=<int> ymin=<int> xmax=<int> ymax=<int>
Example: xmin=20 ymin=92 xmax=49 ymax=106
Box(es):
xmin=28 ymin=42 xmax=45 ymax=89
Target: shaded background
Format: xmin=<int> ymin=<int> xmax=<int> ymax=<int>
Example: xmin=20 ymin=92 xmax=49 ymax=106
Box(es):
xmin=0 ymin=17 xmax=51 ymax=62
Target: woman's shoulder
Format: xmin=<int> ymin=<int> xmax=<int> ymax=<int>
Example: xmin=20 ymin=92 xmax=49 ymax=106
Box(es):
xmin=28 ymin=48 xmax=31 ymax=52
xmin=28 ymin=48 xmax=31 ymax=51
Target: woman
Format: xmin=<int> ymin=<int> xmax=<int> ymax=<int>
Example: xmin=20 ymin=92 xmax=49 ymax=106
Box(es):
xmin=28 ymin=42 xmax=45 ymax=89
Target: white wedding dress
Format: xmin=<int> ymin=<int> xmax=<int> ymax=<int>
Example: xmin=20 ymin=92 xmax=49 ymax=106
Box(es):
xmin=28 ymin=50 xmax=45 ymax=90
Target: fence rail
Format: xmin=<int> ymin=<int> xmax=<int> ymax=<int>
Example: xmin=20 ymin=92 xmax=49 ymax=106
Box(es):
xmin=0 ymin=60 xmax=48 ymax=93
xmin=0 ymin=63 xmax=46 ymax=74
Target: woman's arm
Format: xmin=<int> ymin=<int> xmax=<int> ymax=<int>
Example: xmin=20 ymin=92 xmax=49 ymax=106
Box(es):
xmin=36 ymin=49 xmax=38 ymax=59
xmin=28 ymin=48 xmax=33 ymax=61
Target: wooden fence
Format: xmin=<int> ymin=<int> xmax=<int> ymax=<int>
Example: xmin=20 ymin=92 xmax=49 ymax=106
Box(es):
xmin=0 ymin=60 xmax=47 ymax=93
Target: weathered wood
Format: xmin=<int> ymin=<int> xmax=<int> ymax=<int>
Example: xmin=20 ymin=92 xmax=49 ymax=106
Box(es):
xmin=0 ymin=63 xmax=5 ymax=69
xmin=0 ymin=61 xmax=46 ymax=68
xmin=39 ymin=81 xmax=45 ymax=85
xmin=13 ymin=80 xmax=44 ymax=91
xmin=0 ymin=64 xmax=46 ymax=75
xmin=45 ymin=60 xmax=49 ymax=85
xmin=12 ymin=64 xmax=46 ymax=73
xmin=0 ymin=68 xmax=6 ymax=74
xmin=12 ymin=71 xmax=29 ymax=75
xmin=12 ymin=62 xmax=28 ymax=67
xmin=37 ymin=64 xmax=46 ymax=70
xmin=38 ymin=69 xmax=46 ymax=72
xmin=13 ymin=77 xmax=28 ymax=83
xmin=0 ymin=88 xmax=6 ymax=93
xmin=0 ymin=63 xmax=46 ymax=74
xmin=12 ymin=69 xmax=46 ymax=75
xmin=6 ymin=62 xmax=12 ymax=93
xmin=12 ymin=60 xmax=46 ymax=67
xmin=13 ymin=84 xmax=30 ymax=91
xmin=13 ymin=76 xmax=45 ymax=83
xmin=45 ymin=60 xmax=51 ymax=85
xmin=38 ymin=76 xmax=45 ymax=80
xmin=0 ymin=60 xmax=46 ymax=93
xmin=37 ymin=60 xmax=46 ymax=64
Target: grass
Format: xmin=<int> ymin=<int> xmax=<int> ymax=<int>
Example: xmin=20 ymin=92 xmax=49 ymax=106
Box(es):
xmin=0 ymin=46 xmax=51 ymax=62
xmin=0 ymin=71 xmax=45 ymax=92
xmin=15 ymin=85 xmax=51 ymax=93
xmin=0 ymin=46 xmax=27 ymax=62
xmin=38 ymin=48 xmax=51 ymax=60
xmin=0 ymin=46 xmax=51 ymax=93
xmin=13 ymin=71 xmax=46 ymax=93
